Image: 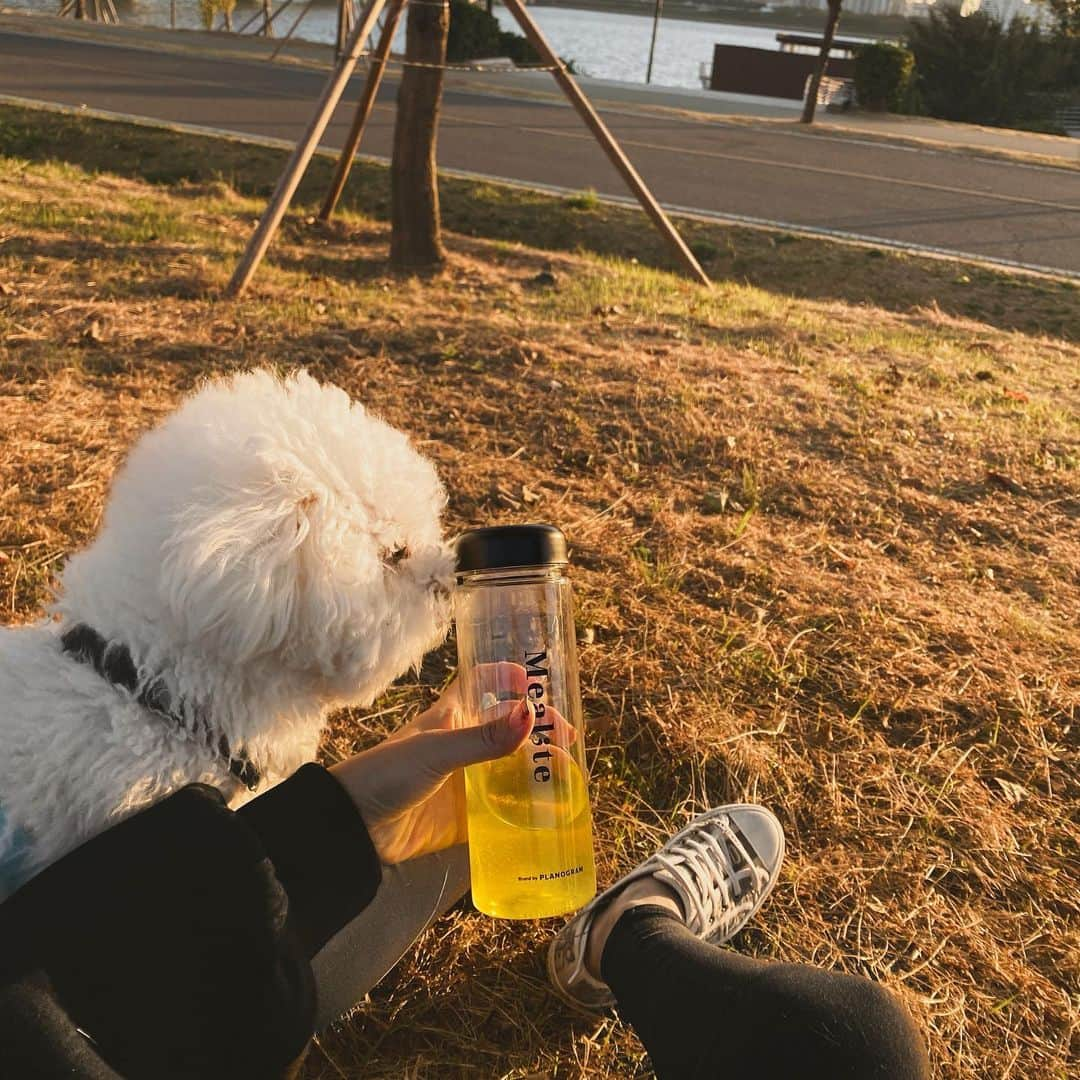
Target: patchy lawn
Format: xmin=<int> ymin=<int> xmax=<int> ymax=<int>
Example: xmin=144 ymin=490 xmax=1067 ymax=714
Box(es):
xmin=0 ymin=122 xmax=1077 ymax=1080
xmin=2 ymin=103 xmax=1077 ymax=343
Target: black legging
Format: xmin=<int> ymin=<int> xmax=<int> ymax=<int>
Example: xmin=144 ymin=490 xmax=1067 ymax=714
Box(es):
xmin=601 ymin=905 xmax=930 ymax=1080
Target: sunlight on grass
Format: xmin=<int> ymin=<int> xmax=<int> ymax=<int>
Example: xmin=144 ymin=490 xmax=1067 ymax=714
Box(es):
xmin=0 ymin=128 xmax=1077 ymax=1080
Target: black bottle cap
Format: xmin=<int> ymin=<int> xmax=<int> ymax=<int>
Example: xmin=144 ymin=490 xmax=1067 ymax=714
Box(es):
xmin=454 ymin=524 xmax=568 ymax=574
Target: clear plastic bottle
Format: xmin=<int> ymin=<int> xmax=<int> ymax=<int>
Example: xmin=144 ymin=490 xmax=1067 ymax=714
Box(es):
xmin=454 ymin=524 xmax=597 ymax=919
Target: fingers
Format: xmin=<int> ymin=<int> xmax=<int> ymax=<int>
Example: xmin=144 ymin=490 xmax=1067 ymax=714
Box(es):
xmin=476 ymin=694 xmax=576 ymax=747
xmin=468 ymin=661 xmax=529 ymax=699
xmin=398 ymin=663 xmax=529 ymax=739
xmin=517 ymin=702 xmax=576 ymax=747
xmin=415 ymin=698 xmax=534 ymax=774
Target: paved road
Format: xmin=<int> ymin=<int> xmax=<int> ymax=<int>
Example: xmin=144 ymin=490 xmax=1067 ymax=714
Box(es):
xmin=2 ymin=30 xmax=1079 ymax=275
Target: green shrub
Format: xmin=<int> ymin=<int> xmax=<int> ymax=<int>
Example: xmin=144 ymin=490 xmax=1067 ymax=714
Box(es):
xmin=905 ymin=7 xmax=1070 ymax=130
xmin=497 ymin=29 xmax=542 ymax=66
xmin=854 ymin=42 xmax=914 ymax=112
xmin=564 ymin=188 xmax=600 ymax=210
xmin=446 ymin=0 xmax=539 ymax=65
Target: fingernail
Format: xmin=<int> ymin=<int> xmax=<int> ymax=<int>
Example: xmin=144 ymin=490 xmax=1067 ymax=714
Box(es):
xmin=510 ymin=698 xmax=533 ymax=735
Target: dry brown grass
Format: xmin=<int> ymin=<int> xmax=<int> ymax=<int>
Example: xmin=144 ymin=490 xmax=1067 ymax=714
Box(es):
xmin=1 ymin=146 xmax=1078 ymax=1080
xmin=2 ymin=103 xmax=1077 ymax=344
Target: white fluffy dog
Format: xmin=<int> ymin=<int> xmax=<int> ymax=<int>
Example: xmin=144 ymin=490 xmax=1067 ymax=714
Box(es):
xmin=0 ymin=369 xmax=455 ymax=901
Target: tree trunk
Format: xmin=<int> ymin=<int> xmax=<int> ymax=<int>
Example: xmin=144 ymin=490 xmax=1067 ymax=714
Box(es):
xmin=390 ymin=0 xmax=449 ymax=269
xmin=801 ymin=0 xmax=842 ymax=125
xmin=336 ymin=0 xmax=350 ymax=59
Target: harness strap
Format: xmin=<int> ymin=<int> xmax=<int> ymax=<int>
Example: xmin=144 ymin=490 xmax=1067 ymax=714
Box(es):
xmin=60 ymin=625 xmax=261 ymax=793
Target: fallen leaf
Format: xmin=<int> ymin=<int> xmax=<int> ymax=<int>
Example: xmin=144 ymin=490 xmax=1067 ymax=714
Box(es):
xmin=986 ymin=471 xmax=1026 ymax=496
xmin=994 ymin=778 xmax=1030 ymax=806
xmin=702 ymin=490 xmax=729 ymax=515
xmin=493 ymin=483 xmax=522 ymax=509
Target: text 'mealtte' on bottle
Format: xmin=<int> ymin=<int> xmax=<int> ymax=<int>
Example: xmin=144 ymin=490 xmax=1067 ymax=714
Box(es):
xmin=454 ymin=524 xmax=597 ymax=919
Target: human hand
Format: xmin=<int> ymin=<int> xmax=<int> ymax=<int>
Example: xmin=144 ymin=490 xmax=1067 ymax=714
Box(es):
xmin=331 ymin=664 xmax=557 ymax=864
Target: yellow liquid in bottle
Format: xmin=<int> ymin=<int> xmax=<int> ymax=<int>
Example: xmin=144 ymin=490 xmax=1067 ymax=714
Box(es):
xmin=465 ymin=745 xmax=596 ymax=919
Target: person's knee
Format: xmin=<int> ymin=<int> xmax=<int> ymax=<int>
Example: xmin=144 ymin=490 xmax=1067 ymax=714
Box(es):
xmin=853 ymin=978 xmax=929 ymax=1077
xmin=757 ymin=964 xmax=929 ymax=1079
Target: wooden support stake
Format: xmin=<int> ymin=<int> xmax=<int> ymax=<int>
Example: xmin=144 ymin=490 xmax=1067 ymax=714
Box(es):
xmin=269 ymin=0 xmax=317 ymax=62
xmin=227 ymin=0 xmax=389 ymax=296
xmin=320 ymin=0 xmax=406 ymax=222
xmin=500 ymin=0 xmax=709 ymax=287
xmin=247 ymin=0 xmax=296 ymax=39
xmin=336 ymin=0 xmax=351 ymax=60
xmin=235 ymin=0 xmax=276 ymax=35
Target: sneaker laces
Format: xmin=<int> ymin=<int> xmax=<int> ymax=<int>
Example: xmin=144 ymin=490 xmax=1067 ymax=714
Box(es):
xmin=653 ymin=816 xmax=766 ymax=939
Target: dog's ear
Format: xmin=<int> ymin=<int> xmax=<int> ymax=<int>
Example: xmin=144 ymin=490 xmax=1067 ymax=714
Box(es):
xmin=159 ymin=487 xmax=317 ymax=665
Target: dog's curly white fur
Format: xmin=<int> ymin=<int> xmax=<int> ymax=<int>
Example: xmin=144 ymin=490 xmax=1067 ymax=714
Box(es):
xmin=0 ymin=369 xmax=454 ymax=900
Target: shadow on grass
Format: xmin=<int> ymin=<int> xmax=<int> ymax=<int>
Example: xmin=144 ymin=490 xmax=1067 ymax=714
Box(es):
xmin=3 ymin=104 xmax=1076 ymax=342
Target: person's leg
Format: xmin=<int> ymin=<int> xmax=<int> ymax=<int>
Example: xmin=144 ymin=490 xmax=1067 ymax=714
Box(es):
xmin=310 ymin=843 xmax=470 ymax=1030
xmin=601 ymin=904 xmax=930 ymax=1080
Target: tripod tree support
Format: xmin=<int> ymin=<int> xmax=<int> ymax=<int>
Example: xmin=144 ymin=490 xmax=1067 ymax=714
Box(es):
xmin=336 ymin=0 xmax=353 ymax=59
xmin=320 ymin=0 xmax=407 ymax=222
xmin=269 ymin=0 xmax=319 ymax=63
xmin=500 ymin=0 xmax=708 ymax=287
xmin=228 ymin=0 xmax=709 ymax=293
xmin=227 ymin=0 xmax=389 ymax=296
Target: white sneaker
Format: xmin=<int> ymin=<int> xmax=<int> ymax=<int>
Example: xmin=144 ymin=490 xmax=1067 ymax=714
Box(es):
xmin=548 ymin=805 xmax=784 ymax=1012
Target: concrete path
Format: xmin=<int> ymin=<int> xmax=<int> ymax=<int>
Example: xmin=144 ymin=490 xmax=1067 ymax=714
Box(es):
xmin=1 ymin=14 xmax=1078 ymax=276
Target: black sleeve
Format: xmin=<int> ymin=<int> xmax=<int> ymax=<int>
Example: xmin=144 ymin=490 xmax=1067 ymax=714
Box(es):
xmin=0 ymin=764 xmax=382 ymax=1080
xmin=0 ymin=971 xmax=123 ymax=1080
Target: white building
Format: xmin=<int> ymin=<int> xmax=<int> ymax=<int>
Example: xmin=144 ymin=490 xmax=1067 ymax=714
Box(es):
xmin=842 ymin=0 xmax=912 ymax=14
xmin=790 ymin=0 xmax=1053 ymax=19
xmin=961 ymin=0 xmax=1055 ymax=26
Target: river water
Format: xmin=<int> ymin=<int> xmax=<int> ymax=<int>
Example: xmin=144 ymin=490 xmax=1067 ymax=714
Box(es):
xmin=2 ymin=0 xmax=834 ymax=89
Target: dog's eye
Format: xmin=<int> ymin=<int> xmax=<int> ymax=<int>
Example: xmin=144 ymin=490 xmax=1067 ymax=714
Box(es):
xmin=387 ymin=544 xmax=410 ymax=566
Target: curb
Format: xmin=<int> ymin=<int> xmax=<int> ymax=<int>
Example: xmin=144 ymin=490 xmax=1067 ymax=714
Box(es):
xmin=1 ymin=92 xmax=1077 ymax=284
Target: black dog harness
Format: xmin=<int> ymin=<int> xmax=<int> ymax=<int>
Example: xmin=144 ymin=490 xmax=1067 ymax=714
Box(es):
xmin=60 ymin=624 xmax=262 ymax=792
